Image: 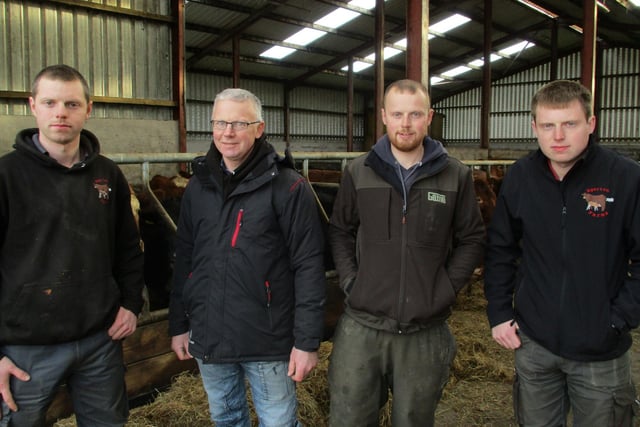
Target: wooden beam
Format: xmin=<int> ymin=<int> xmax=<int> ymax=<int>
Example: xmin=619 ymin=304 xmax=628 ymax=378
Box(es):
xmin=481 ymin=0 xmax=492 ymax=150
xmin=406 ymin=0 xmax=429 ymax=85
xmin=581 ymin=0 xmax=598 ymax=102
xmin=374 ymin=0 xmax=385 ymax=140
xmin=172 ymin=0 xmax=187 ymax=154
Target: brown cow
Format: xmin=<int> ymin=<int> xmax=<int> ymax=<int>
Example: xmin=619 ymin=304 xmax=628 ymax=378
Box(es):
xmin=582 ymin=193 xmax=609 ymax=212
xmin=472 ymin=169 xmax=497 ymax=228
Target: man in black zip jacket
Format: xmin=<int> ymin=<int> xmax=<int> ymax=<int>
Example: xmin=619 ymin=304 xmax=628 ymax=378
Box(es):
xmin=0 ymin=65 xmax=144 ymax=426
xmin=485 ymin=80 xmax=640 ymax=426
xmin=169 ymin=88 xmax=326 ymax=427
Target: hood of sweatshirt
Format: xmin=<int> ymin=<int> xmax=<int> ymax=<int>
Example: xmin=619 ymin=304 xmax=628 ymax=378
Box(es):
xmin=14 ymin=128 xmax=101 ymax=171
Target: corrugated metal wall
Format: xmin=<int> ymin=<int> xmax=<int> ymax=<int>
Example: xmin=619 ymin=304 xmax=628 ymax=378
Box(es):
xmin=2 ymin=1 xmax=636 ymax=153
xmin=186 ymin=72 xmax=366 ymax=152
xmin=434 ymin=47 xmax=640 ymax=149
xmin=599 ymin=48 xmax=640 ymax=146
xmin=0 ymin=0 xmax=173 ymax=120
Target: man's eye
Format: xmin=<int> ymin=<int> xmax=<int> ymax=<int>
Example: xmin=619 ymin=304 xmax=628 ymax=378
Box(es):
xmin=410 ymin=112 xmax=424 ymax=119
xmin=391 ymin=112 xmax=402 ymax=119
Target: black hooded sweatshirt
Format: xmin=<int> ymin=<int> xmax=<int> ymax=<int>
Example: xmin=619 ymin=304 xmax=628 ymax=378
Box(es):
xmin=0 ymin=128 xmax=144 ymax=346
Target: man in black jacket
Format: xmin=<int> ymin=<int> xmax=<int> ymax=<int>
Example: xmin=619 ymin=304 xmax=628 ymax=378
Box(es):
xmin=485 ymin=80 xmax=640 ymax=426
xmin=0 ymin=65 xmax=144 ymax=426
xmin=169 ymin=88 xmax=326 ymax=427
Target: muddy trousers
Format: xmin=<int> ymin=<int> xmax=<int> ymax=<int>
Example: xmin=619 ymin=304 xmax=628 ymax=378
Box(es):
xmin=514 ymin=332 xmax=639 ymax=427
xmin=328 ymin=314 xmax=456 ymax=427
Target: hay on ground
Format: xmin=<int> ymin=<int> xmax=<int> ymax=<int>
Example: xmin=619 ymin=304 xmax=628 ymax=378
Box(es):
xmin=55 ymin=279 xmax=517 ymax=426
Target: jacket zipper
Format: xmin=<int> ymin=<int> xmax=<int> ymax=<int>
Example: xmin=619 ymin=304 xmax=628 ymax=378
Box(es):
xmin=558 ymin=185 xmax=568 ymax=348
xmin=265 ymin=280 xmax=273 ymax=329
xmin=231 ymin=209 xmax=244 ymax=247
xmin=397 ymin=179 xmax=409 ymax=332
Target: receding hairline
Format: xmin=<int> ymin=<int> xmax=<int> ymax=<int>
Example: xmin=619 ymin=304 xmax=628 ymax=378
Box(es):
xmin=213 ymin=88 xmax=263 ymax=121
xmin=383 ymin=79 xmax=431 ymax=109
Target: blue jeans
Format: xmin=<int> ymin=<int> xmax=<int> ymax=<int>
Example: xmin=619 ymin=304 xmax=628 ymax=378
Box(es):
xmin=196 ymin=359 xmax=300 ymax=427
xmin=0 ymin=331 xmax=128 ymax=427
xmin=514 ymin=332 xmax=638 ymax=426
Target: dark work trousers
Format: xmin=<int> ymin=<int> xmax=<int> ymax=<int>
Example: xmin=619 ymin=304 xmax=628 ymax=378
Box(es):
xmin=0 ymin=330 xmax=128 ymax=427
xmin=328 ymin=313 xmax=456 ymax=427
xmin=514 ymin=332 xmax=638 ymax=427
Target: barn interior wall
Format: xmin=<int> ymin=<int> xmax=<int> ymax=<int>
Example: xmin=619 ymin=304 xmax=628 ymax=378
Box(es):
xmin=3 ymin=1 xmax=638 ymax=181
xmin=434 ymin=47 xmax=640 ymax=160
xmin=0 ymin=0 xmax=178 ymax=184
xmin=186 ymin=72 xmax=366 ymax=154
xmin=0 ymin=116 xmax=180 ymax=185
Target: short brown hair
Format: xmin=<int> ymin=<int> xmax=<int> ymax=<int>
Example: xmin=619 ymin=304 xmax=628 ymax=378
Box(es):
xmin=383 ymin=79 xmax=430 ymax=109
xmin=31 ymin=64 xmax=91 ymax=103
xmin=531 ymin=80 xmax=592 ymax=121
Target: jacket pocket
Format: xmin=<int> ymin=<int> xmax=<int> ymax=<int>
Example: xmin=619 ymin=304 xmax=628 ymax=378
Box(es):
xmin=609 ymin=382 xmax=640 ymax=427
xmin=264 ymin=280 xmax=273 ymax=330
xmin=512 ymin=370 xmax=522 ymax=425
xmin=358 ymin=188 xmax=390 ymax=241
xmin=5 ymin=276 xmax=119 ymax=342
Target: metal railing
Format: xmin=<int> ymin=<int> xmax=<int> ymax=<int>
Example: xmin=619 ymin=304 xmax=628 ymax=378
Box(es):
xmin=106 ymin=150 xmax=514 ymax=236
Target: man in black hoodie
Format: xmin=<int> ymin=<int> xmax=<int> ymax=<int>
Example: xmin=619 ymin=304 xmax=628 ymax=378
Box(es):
xmin=0 ymin=65 xmax=144 ymax=426
xmin=169 ymin=88 xmax=326 ymax=426
xmin=485 ymin=80 xmax=640 ymax=426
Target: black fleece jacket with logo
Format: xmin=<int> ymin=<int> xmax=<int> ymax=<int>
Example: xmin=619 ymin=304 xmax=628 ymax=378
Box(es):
xmin=485 ymin=139 xmax=640 ymax=361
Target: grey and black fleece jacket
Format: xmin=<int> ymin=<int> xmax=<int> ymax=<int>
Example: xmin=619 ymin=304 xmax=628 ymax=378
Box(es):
xmin=329 ymin=135 xmax=485 ymax=334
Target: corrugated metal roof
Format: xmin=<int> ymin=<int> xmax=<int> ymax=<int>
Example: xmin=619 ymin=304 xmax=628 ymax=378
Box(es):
xmin=183 ymin=0 xmax=640 ymax=101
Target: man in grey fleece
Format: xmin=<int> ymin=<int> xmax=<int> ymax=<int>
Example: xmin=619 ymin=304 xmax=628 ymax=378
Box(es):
xmin=328 ymin=79 xmax=485 ymax=426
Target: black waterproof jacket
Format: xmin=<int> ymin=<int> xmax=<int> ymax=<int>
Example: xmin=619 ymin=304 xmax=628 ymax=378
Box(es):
xmin=168 ymin=137 xmax=326 ymax=363
xmin=0 ymin=129 xmax=144 ymax=345
xmin=484 ymin=139 xmax=640 ymax=361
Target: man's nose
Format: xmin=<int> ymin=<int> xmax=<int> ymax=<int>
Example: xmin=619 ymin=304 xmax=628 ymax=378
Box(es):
xmin=222 ymin=123 xmax=236 ymax=134
xmin=55 ymin=103 xmax=68 ymax=117
xmin=553 ymin=126 xmax=564 ymax=140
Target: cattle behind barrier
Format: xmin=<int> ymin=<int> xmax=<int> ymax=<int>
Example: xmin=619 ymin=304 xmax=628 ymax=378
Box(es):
xmin=136 ymin=175 xmax=187 ymax=311
xmin=133 ymin=161 xmax=507 ymax=338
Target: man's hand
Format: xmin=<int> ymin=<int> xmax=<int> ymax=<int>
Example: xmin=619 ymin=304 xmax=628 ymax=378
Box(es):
xmin=491 ymin=319 xmax=521 ymax=350
xmin=171 ymin=333 xmax=193 ymax=361
xmin=108 ymin=307 xmax=138 ymax=340
xmin=0 ymin=356 xmax=30 ymax=412
xmin=287 ymin=347 xmax=318 ymax=382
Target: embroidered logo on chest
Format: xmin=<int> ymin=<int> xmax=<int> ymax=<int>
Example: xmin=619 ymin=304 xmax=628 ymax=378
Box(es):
xmin=582 ymin=187 xmax=613 ymax=218
xmin=93 ymin=178 xmax=111 ymax=204
xmin=428 ymin=192 xmax=446 ymax=204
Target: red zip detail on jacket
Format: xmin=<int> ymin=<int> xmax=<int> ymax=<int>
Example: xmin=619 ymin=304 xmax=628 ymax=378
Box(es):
xmin=265 ymin=281 xmax=272 ymax=307
xmin=231 ymin=209 xmax=244 ymax=248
